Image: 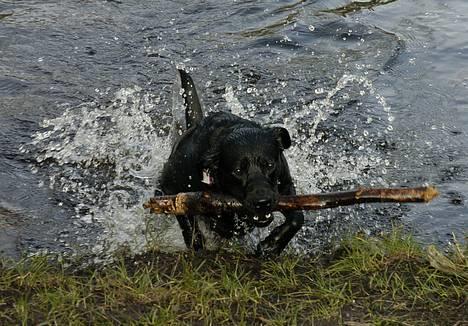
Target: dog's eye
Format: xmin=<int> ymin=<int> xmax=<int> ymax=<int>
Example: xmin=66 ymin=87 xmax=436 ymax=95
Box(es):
xmin=233 ymin=168 xmax=242 ymax=176
xmin=265 ymin=161 xmax=275 ymax=170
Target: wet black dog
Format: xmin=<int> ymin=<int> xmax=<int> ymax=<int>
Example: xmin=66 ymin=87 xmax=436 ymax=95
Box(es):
xmin=160 ymin=70 xmax=304 ymax=257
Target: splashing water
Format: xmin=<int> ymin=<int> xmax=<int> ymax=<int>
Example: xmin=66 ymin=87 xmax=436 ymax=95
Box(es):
xmin=27 ymin=73 xmax=394 ymax=259
xmin=287 ymin=74 xmax=394 ymax=193
xmin=283 ymin=74 xmax=395 ymax=253
xmin=26 ymin=86 xmax=186 ymax=261
xmin=224 ymin=74 xmax=395 ymax=254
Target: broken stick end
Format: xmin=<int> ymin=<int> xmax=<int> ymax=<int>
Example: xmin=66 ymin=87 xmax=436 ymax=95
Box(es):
xmin=423 ymin=186 xmax=439 ymax=202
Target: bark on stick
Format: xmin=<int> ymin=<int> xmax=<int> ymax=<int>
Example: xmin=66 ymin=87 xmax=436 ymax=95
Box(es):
xmin=143 ymin=186 xmax=438 ymax=216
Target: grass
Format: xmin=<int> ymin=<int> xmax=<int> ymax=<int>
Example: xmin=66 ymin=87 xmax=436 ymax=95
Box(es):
xmin=0 ymin=230 xmax=466 ymax=325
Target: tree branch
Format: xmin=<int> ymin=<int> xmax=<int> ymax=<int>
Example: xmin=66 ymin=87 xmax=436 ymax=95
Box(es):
xmin=143 ymin=186 xmax=438 ymax=216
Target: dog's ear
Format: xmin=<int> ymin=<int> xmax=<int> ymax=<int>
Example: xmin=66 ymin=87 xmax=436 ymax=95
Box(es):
xmin=271 ymin=127 xmax=291 ymax=150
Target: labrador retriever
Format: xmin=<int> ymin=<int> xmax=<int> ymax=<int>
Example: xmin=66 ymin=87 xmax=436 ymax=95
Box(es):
xmin=160 ymin=69 xmax=304 ymax=257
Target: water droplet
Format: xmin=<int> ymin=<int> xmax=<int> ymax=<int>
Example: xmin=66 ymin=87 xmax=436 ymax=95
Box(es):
xmin=314 ymin=88 xmax=324 ymax=94
xmin=308 ymin=25 xmax=315 ymax=32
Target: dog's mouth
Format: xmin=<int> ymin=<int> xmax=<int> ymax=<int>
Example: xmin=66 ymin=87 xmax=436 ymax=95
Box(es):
xmin=241 ymin=191 xmax=278 ymax=227
xmin=252 ymin=212 xmax=274 ymax=227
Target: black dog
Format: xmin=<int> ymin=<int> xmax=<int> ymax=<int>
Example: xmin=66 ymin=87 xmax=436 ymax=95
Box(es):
xmin=160 ymin=69 xmax=304 ymax=257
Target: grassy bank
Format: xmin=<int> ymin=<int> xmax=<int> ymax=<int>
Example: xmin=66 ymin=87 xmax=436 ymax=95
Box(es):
xmin=1 ymin=230 xmax=466 ymax=325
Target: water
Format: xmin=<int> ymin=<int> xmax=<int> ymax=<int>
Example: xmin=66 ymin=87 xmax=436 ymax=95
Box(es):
xmin=1 ymin=0 xmax=466 ymax=260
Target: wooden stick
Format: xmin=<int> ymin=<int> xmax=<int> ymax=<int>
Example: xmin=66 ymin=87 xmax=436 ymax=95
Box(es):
xmin=143 ymin=186 xmax=438 ymax=216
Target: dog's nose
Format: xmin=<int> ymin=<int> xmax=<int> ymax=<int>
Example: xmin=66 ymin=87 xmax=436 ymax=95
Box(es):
xmin=255 ymin=199 xmax=271 ymax=210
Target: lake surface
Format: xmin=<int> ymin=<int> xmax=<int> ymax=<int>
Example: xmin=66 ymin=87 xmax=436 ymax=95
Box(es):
xmin=1 ymin=0 xmax=466 ymax=260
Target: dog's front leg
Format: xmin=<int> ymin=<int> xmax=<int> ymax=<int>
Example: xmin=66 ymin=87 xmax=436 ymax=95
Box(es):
xmin=177 ymin=215 xmax=204 ymax=251
xmin=256 ymin=210 xmax=304 ymax=257
xmin=256 ymin=174 xmax=304 ymax=257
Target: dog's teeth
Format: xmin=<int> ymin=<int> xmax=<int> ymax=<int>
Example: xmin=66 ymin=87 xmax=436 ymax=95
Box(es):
xmin=253 ymin=215 xmax=259 ymax=221
xmin=266 ymin=213 xmax=272 ymax=219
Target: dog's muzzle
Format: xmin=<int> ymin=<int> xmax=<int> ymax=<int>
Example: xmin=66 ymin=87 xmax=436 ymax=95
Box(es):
xmin=252 ymin=212 xmax=274 ymax=227
xmin=245 ymin=189 xmax=277 ymax=227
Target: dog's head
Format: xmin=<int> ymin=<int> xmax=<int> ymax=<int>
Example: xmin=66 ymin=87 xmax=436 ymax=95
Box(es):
xmin=203 ymin=126 xmax=291 ymax=226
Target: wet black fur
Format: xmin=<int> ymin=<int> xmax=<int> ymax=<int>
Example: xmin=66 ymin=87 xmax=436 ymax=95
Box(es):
xmin=159 ymin=70 xmax=304 ymax=257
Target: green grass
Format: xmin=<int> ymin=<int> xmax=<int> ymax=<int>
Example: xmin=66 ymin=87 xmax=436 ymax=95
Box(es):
xmin=1 ymin=230 xmax=467 ymax=325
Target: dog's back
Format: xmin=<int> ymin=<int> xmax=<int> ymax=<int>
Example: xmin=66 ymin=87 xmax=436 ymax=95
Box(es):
xmin=161 ymin=110 xmax=258 ymax=194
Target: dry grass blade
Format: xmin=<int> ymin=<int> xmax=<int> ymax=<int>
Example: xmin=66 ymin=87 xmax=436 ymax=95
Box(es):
xmin=427 ymin=245 xmax=468 ymax=278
